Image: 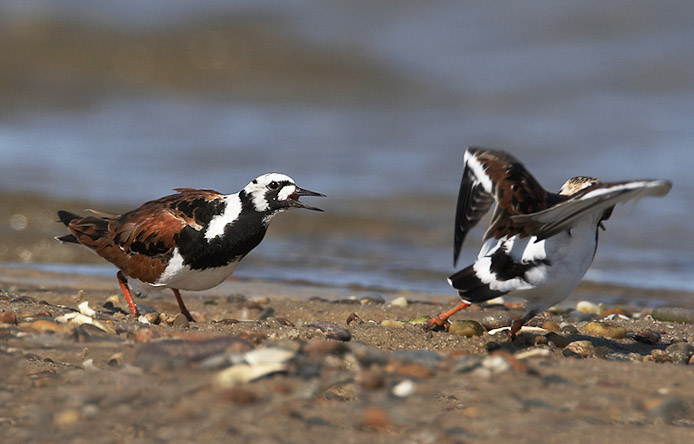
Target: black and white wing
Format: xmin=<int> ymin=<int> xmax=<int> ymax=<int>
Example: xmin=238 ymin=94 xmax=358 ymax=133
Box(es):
xmin=511 ymin=179 xmax=672 ymax=240
xmin=453 ymin=147 xmax=553 ymax=266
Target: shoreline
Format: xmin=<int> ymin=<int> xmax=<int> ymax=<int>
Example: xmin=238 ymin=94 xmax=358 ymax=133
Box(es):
xmin=3 ymin=266 xmax=694 ymax=443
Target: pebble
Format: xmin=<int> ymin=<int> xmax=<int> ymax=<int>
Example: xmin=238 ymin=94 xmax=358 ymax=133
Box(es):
xmin=360 ymin=406 xmax=392 ymax=431
xmin=584 ymin=321 xmax=626 ymax=339
xmin=563 ymin=340 xmax=594 ymax=358
xmin=221 ymin=387 xmax=257 ymax=404
xmin=78 ymin=301 xmax=96 ymax=317
xmin=391 ymin=349 xmax=442 ymax=367
xmin=576 ymin=300 xmax=604 ymax=315
xmin=481 ymin=355 xmax=512 ymax=374
xmin=303 ymin=340 xmax=348 ymax=359
xmin=391 ymin=379 xmax=417 ymax=398
xmin=243 ymin=345 xmax=296 ymax=366
xmin=307 ymin=321 xmax=351 ymax=341
xmin=566 ymin=310 xmax=596 ymax=323
xmin=74 ymin=324 xmax=118 ymax=342
xmin=355 ymin=370 xmax=385 ymax=389
xmin=143 ymin=312 xmax=161 ymax=325
xmin=630 ymin=328 xmax=661 ymax=345
xmin=545 ymin=332 xmax=571 ymax=348
xmin=449 ymin=320 xmax=484 ymax=337
xmin=480 ymin=314 xmax=512 ymax=330
xmin=1 ymin=311 xmax=18 ymax=325
xmin=348 ymin=342 xmax=390 ymax=367
xmin=651 ymin=307 xmax=694 ymax=324
xmin=453 ymin=356 xmax=483 ymax=373
xmin=172 ymin=313 xmax=190 ymax=328
xmin=380 ymin=319 xmax=405 ymax=328
xmin=29 ymin=320 xmax=63 ymax=334
xmin=216 ymin=363 xmax=287 ymax=387
xmin=665 ymin=342 xmax=694 ymax=362
xmin=107 ymin=352 xmax=124 ymax=367
xmin=407 ymin=316 xmax=430 ymax=325
xmin=515 ymin=348 xmax=551 ymax=360
xmin=394 ymin=363 xmax=434 ymax=379
xmin=360 ymin=293 xmax=385 ymax=304
xmin=560 ymin=324 xmax=579 ymax=335
xmin=541 ymin=320 xmax=561 ymax=332
xmin=390 ymin=296 xmax=408 ymax=307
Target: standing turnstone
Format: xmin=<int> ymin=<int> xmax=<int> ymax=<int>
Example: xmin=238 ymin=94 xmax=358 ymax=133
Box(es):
xmin=427 ymin=147 xmax=672 ymax=338
xmin=56 ymin=173 xmax=324 ymax=321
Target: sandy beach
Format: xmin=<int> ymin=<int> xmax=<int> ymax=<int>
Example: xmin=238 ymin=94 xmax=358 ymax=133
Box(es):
xmin=3 ymin=262 xmax=694 ymax=444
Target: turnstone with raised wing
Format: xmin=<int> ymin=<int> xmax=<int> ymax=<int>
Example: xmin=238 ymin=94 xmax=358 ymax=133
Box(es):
xmin=56 ymin=173 xmax=324 ymax=321
xmin=427 ymin=147 xmax=672 ymax=338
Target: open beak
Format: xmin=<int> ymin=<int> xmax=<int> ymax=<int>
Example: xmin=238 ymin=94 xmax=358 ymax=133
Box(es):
xmin=288 ymin=186 xmax=326 ymax=211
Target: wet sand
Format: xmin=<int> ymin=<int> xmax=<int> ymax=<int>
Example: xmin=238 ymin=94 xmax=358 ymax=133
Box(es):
xmin=3 ymin=265 xmax=694 ymax=444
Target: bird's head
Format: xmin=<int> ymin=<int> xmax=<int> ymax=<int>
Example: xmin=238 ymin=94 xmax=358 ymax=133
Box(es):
xmin=243 ymin=173 xmax=325 ymax=214
xmin=559 ymin=176 xmax=601 ymax=196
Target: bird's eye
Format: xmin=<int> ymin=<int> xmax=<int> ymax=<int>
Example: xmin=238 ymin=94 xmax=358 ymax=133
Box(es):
xmin=268 ymin=181 xmax=279 ymax=190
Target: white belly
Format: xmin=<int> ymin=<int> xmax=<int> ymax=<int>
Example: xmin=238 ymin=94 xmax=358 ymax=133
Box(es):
xmin=500 ymin=219 xmax=599 ymax=313
xmin=151 ymin=249 xmax=240 ymax=291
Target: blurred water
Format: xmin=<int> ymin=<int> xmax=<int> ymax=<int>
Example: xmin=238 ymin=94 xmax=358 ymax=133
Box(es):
xmin=1 ymin=1 xmax=693 ymax=296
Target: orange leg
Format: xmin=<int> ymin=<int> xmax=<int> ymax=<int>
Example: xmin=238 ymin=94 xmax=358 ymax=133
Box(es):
xmin=172 ymin=289 xmax=195 ymax=322
xmin=116 ymin=271 xmax=140 ymax=318
xmin=425 ymin=300 xmax=471 ymax=330
xmin=509 ymin=318 xmax=525 ymax=340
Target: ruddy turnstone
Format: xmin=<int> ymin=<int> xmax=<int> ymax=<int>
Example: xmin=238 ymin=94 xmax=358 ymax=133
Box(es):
xmin=427 ymin=147 xmax=672 ymax=338
xmin=56 ymin=173 xmax=324 ymax=321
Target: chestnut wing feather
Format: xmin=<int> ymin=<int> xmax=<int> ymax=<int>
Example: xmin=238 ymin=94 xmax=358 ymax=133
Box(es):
xmin=453 ymin=147 xmax=553 ymax=266
xmin=65 ymin=189 xmax=225 ymax=283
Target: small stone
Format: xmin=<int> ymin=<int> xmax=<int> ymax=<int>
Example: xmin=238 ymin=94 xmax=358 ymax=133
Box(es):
xmin=221 ymin=387 xmax=257 ymax=404
xmin=631 ymin=328 xmax=661 ymax=345
xmin=484 ymin=341 xmax=501 ymax=352
xmin=541 ymin=320 xmax=561 ymax=332
xmin=651 ymin=307 xmax=694 ymax=324
xmin=407 ymin=316 xmax=430 ymax=325
xmin=380 ymin=320 xmax=405 ymax=328
xmin=54 ymin=409 xmax=81 ymax=427
xmin=534 ymin=335 xmax=548 ymax=346
xmin=143 ymin=312 xmax=161 ymax=325
xmin=304 ymin=340 xmax=349 ymax=359
xmin=390 ymin=296 xmax=408 ymax=307
xmin=449 ymin=320 xmax=484 ymax=337
xmin=394 ymin=363 xmax=434 ymax=379
xmin=561 ymin=324 xmax=579 ymax=335
xmin=355 ymin=370 xmax=385 ymax=389
xmin=453 ymin=356 xmax=483 ymax=373
xmin=566 ymin=310 xmax=596 ymax=323
xmin=258 ymin=306 xmax=275 ymax=320
xmin=360 ymin=293 xmax=385 ymax=304
xmin=107 ymin=352 xmax=124 ymax=367
xmin=78 ymin=301 xmax=96 ymax=317
xmin=172 ymin=313 xmax=190 ymax=328
xmin=307 ymin=321 xmax=351 ymax=341
xmin=243 ymin=345 xmax=296 ymax=366
xmin=666 ymin=342 xmax=694 ymax=363
xmin=391 ymin=379 xmax=417 ymax=398
xmin=481 ymin=355 xmax=512 ymax=374
xmin=216 ymin=363 xmax=287 ymax=387
xmin=545 ymin=332 xmax=571 ymax=348
xmin=29 ymin=320 xmax=63 ymax=334
xmin=360 ymin=406 xmax=392 ymax=430
xmin=390 ymin=349 xmax=442 ymax=367
xmin=74 ymin=324 xmax=118 ymax=342
xmin=1 ymin=311 xmax=17 ymax=325
xmin=563 ymin=340 xmax=594 ymax=358
xmin=602 ymin=307 xmax=631 ymax=318
xmin=480 ymin=314 xmax=512 ymax=330
xmin=576 ymin=300 xmax=604 ymax=315
xmin=584 ymin=321 xmax=626 ymax=339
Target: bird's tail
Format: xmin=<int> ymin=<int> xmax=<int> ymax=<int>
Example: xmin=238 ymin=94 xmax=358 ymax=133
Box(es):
xmin=55 ymin=211 xmax=80 ymax=243
xmin=448 ymin=265 xmax=507 ymax=303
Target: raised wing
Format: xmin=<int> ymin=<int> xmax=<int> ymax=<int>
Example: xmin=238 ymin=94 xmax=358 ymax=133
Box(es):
xmin=453 ymin=147 xmax=552 ymax=265
xmin=511 ymin=179 xmax=672 ymax=240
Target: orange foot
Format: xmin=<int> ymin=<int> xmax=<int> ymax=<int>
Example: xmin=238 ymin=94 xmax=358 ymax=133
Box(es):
xmin=424 ymin=300 xmax=471 ymax=331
